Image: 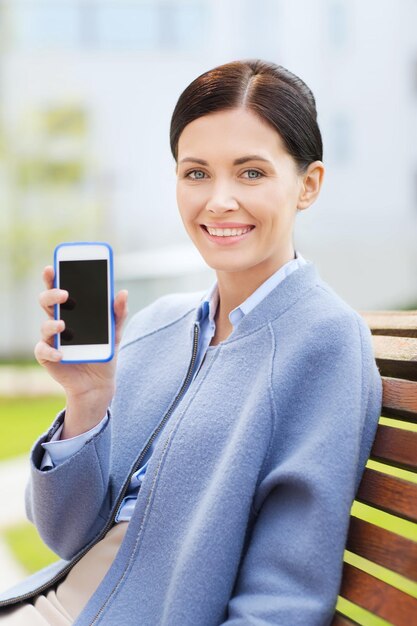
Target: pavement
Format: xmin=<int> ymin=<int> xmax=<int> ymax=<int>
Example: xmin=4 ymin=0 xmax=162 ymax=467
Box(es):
xmin=0 ymin=366 xmax=62 ymax=592
xmin=0 ymin=539 xmax=27 ymax=590
xmin=0 ymin=366 xmax=62 ymax=397
xmin=0 ymin=455 xmax=32 ymax=590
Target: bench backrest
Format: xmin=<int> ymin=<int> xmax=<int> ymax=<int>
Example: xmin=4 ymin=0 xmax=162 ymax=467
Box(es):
xmin=332 ymin=311 xmax=417 ymax=626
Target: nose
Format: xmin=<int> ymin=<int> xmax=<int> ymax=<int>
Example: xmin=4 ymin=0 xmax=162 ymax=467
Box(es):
xmin=205 ymin=181 xmax=240 ymax=214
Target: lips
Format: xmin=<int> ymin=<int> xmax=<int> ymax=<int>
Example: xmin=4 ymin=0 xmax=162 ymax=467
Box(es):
xmin=201 ymin=225 xmax=255 ymax=233
xmin=200 ymin=224 xmax=255 ymax=245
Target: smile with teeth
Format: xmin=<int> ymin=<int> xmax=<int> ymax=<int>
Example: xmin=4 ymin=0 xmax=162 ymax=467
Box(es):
xmin=204 ymin=225 xmax=254 ymax=237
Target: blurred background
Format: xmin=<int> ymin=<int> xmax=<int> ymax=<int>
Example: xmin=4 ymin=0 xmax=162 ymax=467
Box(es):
xmin=0 ymin=0 xmax=416 ymax=359
xmin=0 ymin=1 xmax=416 ymax=622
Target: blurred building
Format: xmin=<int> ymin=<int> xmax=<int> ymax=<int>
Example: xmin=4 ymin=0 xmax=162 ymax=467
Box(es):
xmin=0 ymin=0 xmax=416 ymax=357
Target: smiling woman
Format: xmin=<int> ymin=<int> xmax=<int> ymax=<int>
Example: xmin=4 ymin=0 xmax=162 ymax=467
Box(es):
xmin=172 ymin=61 xmax=324 ymax=344
xmin=175 ymin=108 xmax=324 ymax=328
xmin=0 ymin=59 xmax=382 ymax=626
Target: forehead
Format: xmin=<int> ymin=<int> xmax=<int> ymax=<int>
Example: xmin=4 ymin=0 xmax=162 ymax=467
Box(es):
xmin=177 ymin=108 xmax=287 ymax=160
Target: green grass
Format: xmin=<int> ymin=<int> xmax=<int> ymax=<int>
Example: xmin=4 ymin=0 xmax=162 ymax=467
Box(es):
xmin=3 ymin=522 xmax=59 ymax=573
xmin=0 ymin=395 xmax=64 ymax=573
xmin=0 ymin=395 xmax=65 ymax=460
xmin=0 ymin=359 xmax=38 ymax=367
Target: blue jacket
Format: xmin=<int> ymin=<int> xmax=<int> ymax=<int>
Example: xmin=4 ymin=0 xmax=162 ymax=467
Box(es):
xmin=38 ymin=250 xmax=309 ymax=523
xmin=0 ymin=260 xmax=383 ymax=625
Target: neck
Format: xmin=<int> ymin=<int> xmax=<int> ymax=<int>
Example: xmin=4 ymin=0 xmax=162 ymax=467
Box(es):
xmin=214 ymin=246 xmax=296 ymax=329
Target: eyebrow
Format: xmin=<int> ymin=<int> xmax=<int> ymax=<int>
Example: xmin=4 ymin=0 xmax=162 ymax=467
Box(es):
xmin=178 ymin=154 xmax=273 ymax=166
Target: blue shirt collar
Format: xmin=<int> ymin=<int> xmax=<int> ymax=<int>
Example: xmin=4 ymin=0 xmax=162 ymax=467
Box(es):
xmin=196 ymin=249 xmax=306 ymax=328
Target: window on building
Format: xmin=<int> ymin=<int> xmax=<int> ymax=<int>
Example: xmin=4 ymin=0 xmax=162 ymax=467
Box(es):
xmin=12 ymin=3 xmax=80 ymax=49
xmin=327 ymin=0 xmax=349 ymax=50
xmin=97 ymin=2 xmax=207 ymax=51
xmin=9 ymin=1 xmax=208 ymax=52
xmin=96 ymin=4 xmax=158 ymax=50
xmin=242 ymin=0 xmax=279 ymax=57
xmin=158 ymin=3 xmax=208 ymax=51
xmin=331 ymin=113 xmax=352 ymax=164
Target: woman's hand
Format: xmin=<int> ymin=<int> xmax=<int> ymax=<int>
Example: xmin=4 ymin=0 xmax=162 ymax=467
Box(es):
xmin=34 ymin=265 xmax=129 ymax=439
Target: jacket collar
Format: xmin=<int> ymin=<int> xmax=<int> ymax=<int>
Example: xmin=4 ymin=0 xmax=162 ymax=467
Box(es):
xmin=191 ymin=260 xmax=319 ymax=345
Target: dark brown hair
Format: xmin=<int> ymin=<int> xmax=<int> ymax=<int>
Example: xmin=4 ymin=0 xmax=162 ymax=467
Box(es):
xmin=170 ymin=59 xmax=323 ymax=174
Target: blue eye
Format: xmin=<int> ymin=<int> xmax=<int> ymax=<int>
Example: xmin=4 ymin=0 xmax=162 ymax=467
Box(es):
xmin=245 ymin=169 xmax=263 ymax=179
xmin=186 ymin=170 xmax=206 ymax=179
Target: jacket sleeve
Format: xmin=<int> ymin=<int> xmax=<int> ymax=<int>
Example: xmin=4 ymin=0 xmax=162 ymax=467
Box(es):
xmin=25 ymin=408 xmax=113 ymax=561
xmin=40 ymin=413 xmax=108 ymax=470
xmin=221 ymin=312 xmax=383 ymax=626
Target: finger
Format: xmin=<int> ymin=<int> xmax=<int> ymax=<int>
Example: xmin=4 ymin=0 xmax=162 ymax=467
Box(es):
xmin=114 ymin=289 xmax=128 ymax=323
xmin=114 ymin=290 xmax=129 ymax=345
xmin=34 ymin=340 xmax=63 ymax=365
xmin=39 ymin=288 xmax=69 ymax=317
xmin=41 ymin=319 xmax=65 ymax=344
xmin=42 ymin=265 xmax=55 ymax=290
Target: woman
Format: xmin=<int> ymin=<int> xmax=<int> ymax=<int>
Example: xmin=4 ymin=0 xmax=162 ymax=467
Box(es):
xmin=0 ymin=59 xmax=383 ymax=625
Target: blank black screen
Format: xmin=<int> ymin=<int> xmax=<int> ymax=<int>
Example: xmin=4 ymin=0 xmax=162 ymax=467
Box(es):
xmin=59 ymin=260 xmax=108 ymax=345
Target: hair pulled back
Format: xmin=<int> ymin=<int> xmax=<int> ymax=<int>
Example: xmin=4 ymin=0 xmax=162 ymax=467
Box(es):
xmin=170 ymin=59 xmax=323 ymax=174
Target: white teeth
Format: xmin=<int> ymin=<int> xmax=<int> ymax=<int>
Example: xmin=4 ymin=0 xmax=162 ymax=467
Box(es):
xmin=206 ymin=226 xmax=252 ymax=237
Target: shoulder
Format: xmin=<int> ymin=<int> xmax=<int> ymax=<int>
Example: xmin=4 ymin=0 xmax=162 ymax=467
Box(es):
xmin=120 ymin=289 xmax=206 ymax=349
xmin=268 ymin=276 xmax=378 ymax=429
xmin=270 ymin=274 xmax=372 ymax=363
xmin=312 ymin=279 xmax=373 ymax=352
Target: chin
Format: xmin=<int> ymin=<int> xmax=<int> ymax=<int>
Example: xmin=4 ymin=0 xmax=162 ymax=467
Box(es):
xmin=201 ymin=255 xmax=252 ymax=274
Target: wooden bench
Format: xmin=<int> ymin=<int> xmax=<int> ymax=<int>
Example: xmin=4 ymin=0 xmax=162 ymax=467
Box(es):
xmin=332 ymin=311 xmax=417 ymax=626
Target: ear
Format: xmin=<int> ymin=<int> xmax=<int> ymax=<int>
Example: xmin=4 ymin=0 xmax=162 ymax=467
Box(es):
xmin=297 ymin=161 xmax=325 ymax=210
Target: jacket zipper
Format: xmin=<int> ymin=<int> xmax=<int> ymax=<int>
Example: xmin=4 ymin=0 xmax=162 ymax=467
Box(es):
xmin=0 ymin=322 xmax=200 ymax=611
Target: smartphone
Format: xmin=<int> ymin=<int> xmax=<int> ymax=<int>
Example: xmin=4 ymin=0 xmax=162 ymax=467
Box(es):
xmin=53 ymin=242 xmax=115 ymax=363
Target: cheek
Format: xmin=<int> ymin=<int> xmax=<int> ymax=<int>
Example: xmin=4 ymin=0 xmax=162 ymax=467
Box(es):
xmin=176 ymin=185 xmax=185 ymax=209
xmin=176 ymin=200 xmax=197 ymax=231
xmin=176 ymin=188 xmax=189 ymax=215
xmin=177 ymin=187 xmax=203 ymax=220
xmin=262 ymin=186 xmax=294 ymax=215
